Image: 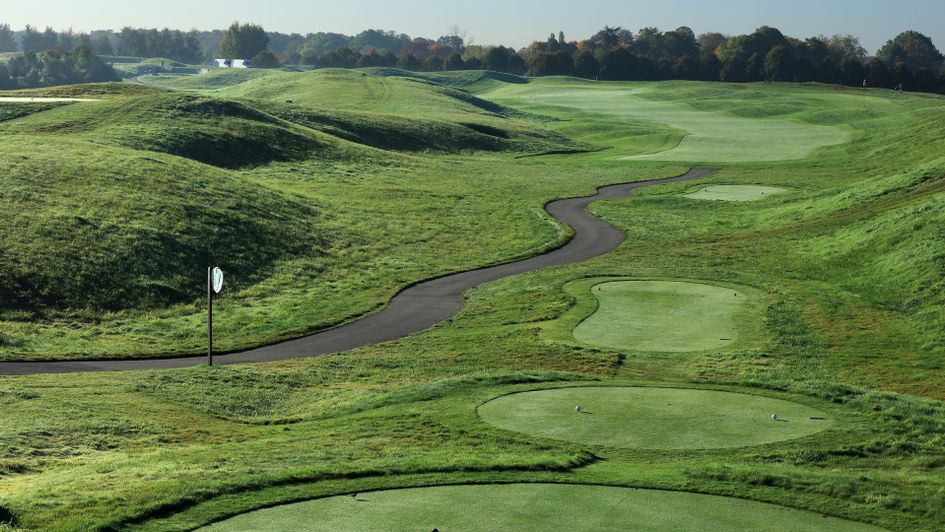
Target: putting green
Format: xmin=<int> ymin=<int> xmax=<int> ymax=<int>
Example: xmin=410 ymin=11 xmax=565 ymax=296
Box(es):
xmin=684 ymin=185 xmax=789 ymax=201
xmin=478 ymin=387 xmax=831 ymax=449
xmin=202 ymin=483 xmax=878 ymax=531
xmin=573 ymin=281 xmax=753 ymax=352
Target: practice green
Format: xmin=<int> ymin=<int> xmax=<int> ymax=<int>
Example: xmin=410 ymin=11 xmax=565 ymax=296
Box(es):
xmin=202 ymin=483 xmax=878 ymax=531
xmin=573 ymin=281 xmax=752 ymax=352
xmin=684 ymin=184 xmax=789 ymax=201
xmin=478 ymin=387 xmax=831 ymax=448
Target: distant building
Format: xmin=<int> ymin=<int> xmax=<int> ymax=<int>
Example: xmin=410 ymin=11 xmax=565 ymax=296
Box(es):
xmin=213 ymin=59 xmax=252 ymax=69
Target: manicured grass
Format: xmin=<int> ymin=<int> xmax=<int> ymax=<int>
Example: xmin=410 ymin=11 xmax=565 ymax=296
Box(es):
xmin=478 ymin=386 xmax=831 ymax=449
xmin=479 ymin=80 xmax=853 ymax=162
xmin=684 ymin=184 xmax=789 ymax=201
xmin=203 ymin=483 xmax=880 ymax=531
xmin=572 ymin=281 xmax=757 ymax=352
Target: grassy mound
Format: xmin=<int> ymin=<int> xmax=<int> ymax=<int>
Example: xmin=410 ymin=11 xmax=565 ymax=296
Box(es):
xmin=478 ymin=387 xmax=832 ymax=449
xmin=572 ymin=281 xmax=760 ymax=352
xmin=143 ymin=69 xmax=585 ymax=155
xmin=0 ymin=135 xmax=326 ymax=313
xmin=0 ymin=93 xmax=324 ymax=168
xmin=684 ymin=184 xmax=789 ymax=201
xmin=203 ymin=484 xmax=877 ymax=531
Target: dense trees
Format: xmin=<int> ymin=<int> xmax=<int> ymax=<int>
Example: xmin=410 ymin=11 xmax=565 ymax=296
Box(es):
xmin=116 ymin=27 xmax=203 ymax=62
xmin=0 ymin=23 xmax=16 ymax=52
xmin=877 ymin=31 xmax=943 ymax=73
xmin=0 ymin=20 xmax=943 ymax=95
xmin=0 ymin=46 xmax=116 ymax=89
xmin=220 ymin=22 xmax=269 ymax=59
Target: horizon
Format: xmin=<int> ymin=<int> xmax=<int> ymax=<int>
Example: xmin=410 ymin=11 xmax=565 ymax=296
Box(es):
xmin=3 ymin=0 xmax=945 ymax=54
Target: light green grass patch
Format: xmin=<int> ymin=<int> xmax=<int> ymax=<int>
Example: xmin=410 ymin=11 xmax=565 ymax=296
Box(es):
xmin=482 ymin=81 xmax=853 ymax=162
xmin=684 ymin=184 xmax=790 ymax=201
xmin=478 ymin=386 xmax=833 ymax=449
xmin=202 ymin=483 xmax=877 ymax=531
xmin=572 ymin=280 xmax=758 ymax=353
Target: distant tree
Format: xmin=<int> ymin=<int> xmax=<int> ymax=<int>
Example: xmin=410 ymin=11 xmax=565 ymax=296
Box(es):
xmin=662 ymin=27 xmax=699 ymax=64
xmin=893 ymin=61 xmax=915 ymax=90
xmin=0 ymin=62 xmax=11 ymax=89
xmin=632 ymin=27 xmax=664 ymax=63
xmin=397 ymin=54 xmax=421 ymax=70
xmin=719 ymin=54 xmax=747 ymax=82
xmin=356 ymin=49 xmax=381 ymax=67
xmin=745 ymin=52 xmax=764 ymax=81
xmin=699 ymin=51 xmax=722 ymax=81
xmin=89 ymin=32 xmax=114 ymax=56
xmin=698 ymin=32 xmax=727 ymax=55
xmin=817 ymin=58 xmax=841 ymax=84
xmin=437 ymin=26 xmax=467 ymax=54
xmin=877 ymin=31 xmax=943 ymax=73
xmin=573 ymin=49 xmax=600 ymax=78
xmin=443 ymin=52 xmax=465 ymax=70
xmin=56 ymin=29 xmax=78 ymax=51
xmin=589 ymin=26 xmax=633 ymax=49
xmin=939 ymin=69 xmax=945 ymax=93
xmin=464 ymin=56 xmax=482 ymax=69
xmin=0 ymin=23 xmax=16 ymax=52
xmin=22 ymin=25 xmax=59 ymax=52
xmin=251 ymin=49 xmax=279 ymax=68
xmin=825 ymin=34 xmax=866 ymax=64
xmin=508 ymin=53 xmax=526 ymax=75
xmin=915 ymin=68 xmax=937 ymax=92
xmin=350 ymin=29 xmax=410 ymax=55
xmin=672 ymin=55 xmax=701 ymax=80
xmin=794 ymin=58 xmax=816 ymax=82
xmin=482 ymin=46 xmax=510 ymax=72
xmin=763 ymin=45 xmax=793 ymax=81
xmin=322 ymin=47 xmax=360 ymax=68
xmin=599 ymin=47 xmax=655 ymax=81
xmin=866 ymin=57 xmax=891 ymax=87
xmin=220 ymin=22 xmax=269 ymax=59
xmin=840 ymin=57 xmax=866 ymax=86
xmin=526 ymin=50 xmax=572 ymax=76
xmin=422 ymin=55 xmax=444 ymax=71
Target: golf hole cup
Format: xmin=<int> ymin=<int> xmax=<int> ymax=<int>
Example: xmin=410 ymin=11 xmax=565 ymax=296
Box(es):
xmin=772 ymin=413 xmax=779 ymax=421
xmin=575 ymin=405 xmax=582 ymax=413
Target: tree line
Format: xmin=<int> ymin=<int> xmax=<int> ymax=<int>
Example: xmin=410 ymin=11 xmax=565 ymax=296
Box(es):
xmin=0 ymin=47 xmax=116 ymax=89
xmin=1 ymin=21 xmax=944 ymax=94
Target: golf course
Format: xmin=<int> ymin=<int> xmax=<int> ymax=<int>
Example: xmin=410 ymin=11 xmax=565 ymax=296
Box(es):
xmin=1 ymin=66 xmax=944 ymax=531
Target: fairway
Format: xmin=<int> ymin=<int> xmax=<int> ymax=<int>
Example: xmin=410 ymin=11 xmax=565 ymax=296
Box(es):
xmin=481 ymin=83 xmax=852 ymax=162
xmin=683 ymin=184 xmax=789 ymax=201
xmin=572 ymin=281 xmax=753 ymax=352
xmin=203 ymin=483 xmax=877 ymax=531
xmin=478 ymin=387 xmax=831 ymax=448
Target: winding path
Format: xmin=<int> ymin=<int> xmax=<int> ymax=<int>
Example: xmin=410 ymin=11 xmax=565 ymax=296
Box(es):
xmin=0 ymin=168 xmax=716 ymax=375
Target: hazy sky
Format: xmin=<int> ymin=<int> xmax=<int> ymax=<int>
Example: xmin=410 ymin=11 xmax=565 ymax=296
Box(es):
xmin=5 ymin=0 xmax=944 ymax=53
